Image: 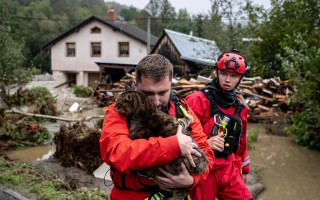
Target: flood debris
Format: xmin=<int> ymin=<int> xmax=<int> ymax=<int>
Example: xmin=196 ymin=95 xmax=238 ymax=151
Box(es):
xmin=93 ymin=73 xmax=294 ymax=122
xmin=0 ymin=113 xmax=51 ymax=152
xmin=53 ymin=121 xmax=103 ymax=174
xmin=6 ymin=86 xmax=58 ymax=116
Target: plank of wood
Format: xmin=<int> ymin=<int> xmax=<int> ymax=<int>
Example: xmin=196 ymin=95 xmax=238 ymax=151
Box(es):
xmin=258 ymin=104 xmax=270 ymax=111
xmin=242 ymin=89 xmax=274 ymax=102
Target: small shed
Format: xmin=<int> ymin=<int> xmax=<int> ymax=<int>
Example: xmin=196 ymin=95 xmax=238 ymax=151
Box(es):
xmin=151 ymin=29 xmax=221 ymax=78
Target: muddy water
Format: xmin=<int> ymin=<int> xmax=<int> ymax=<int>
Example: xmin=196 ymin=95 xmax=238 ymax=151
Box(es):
xmin=248 ymin=123 xmax=320 ymax=200
xmin=6 ymin=144 xmax=55 ymax=161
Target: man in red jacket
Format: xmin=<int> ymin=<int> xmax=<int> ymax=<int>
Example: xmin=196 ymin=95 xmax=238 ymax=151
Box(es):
xmin=100 ymin=54 xmax=214 ymax=200
xmin=186 ymin=50 xmax=253 ymax=199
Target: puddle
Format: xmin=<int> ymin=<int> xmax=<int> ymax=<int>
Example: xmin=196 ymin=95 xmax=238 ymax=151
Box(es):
xmin=6 ymin=144 xmax=56 ymax=162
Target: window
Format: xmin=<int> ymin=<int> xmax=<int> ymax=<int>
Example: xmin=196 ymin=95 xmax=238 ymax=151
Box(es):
xmin=91 ymin=27 xmax=101 ymax=33
xmin=119 ymin=42 xmax=129 ymax=57
xmin=66 ymin=42 xmax=75 ymax=57
xmin=91 ymin=42 xmax=101 ymax=57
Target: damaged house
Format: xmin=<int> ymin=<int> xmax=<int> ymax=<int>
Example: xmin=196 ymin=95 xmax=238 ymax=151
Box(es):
xmin=151 ymin=29 xmax=220 ymax=78
xmin=43 ymin=11 xmax=158 ymax=88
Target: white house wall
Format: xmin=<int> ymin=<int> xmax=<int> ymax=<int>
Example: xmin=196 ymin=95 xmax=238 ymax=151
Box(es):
xmin=51 ymin=20 xmax=148 ymax=87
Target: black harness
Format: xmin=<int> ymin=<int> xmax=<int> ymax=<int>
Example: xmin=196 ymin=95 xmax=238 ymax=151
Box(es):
xmin=201 ymin=88 xmax=245 ymax=158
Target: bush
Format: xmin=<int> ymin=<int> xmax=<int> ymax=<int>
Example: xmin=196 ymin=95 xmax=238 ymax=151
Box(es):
xmin=73 ymin=85 xmax=93 ymax=97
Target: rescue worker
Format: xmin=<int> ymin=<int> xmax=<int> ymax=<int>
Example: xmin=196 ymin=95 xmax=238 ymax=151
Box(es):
xmin=186 ymin=50 xmax=253 ymax=199
xmin=100 ymin=54 xmax=214 ymax=200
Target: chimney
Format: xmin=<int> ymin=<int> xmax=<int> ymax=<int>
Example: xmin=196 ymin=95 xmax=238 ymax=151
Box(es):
xmin=107 ymin=9 xmax=117 ymax=21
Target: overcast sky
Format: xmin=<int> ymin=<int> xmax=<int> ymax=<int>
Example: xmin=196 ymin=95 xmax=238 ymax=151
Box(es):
xmin=107 ymin=0 xmax=271 ymax=15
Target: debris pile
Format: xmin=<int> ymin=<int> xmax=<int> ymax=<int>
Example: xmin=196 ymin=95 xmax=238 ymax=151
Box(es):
xmin=93 ymin=73 xmax=294 ymax=122
xmin=53 ymin=121 xmax=103 ymax=174
xmin=238 ymin=76 xmax=293 ymax=122
xmin=0 ymin=113 xmax=51 ymax=151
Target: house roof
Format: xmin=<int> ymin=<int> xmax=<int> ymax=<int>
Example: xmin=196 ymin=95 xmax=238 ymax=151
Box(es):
xmin=163 ymin=29 xmax=220 ymax=66
xmin=43 ymin=15 xmax=158 ymax=49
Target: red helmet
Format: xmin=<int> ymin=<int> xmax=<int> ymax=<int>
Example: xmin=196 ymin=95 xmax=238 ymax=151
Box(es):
xmin=215 ymin=50 xmax=248 ymax=75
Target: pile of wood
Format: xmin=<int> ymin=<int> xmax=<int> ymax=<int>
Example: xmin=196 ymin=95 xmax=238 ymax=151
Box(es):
xmin=238 ymin=76 xmax=293 ymax=122
xmin=93 ymin=73 xmax=294 ymax=122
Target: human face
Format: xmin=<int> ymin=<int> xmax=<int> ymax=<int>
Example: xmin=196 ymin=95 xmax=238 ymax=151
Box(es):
xmin=217 ymin=69 xmax=243 ymax=91
xmin=135 ymin=75 xmax=171 ymax=108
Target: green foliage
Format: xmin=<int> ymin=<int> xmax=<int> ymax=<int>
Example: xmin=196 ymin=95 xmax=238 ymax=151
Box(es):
xmin=285 ymin=49 xmax=320 ymax=150
xmin=247 ymin=127 xmax=259 ymax=149
xmin=250 ymin=0 xmax=320 ymax=78
xmin=0 ymin=16 xmax=30 ymax=96
xmin=143 ymin=0 xmax=177 ymax=36
xmin=120 ymin=6 xmax=139 ymax=22
xmin=0 ymin=158 xmax=109 ymax=200
xmin=73 ymin=85 xmax=93 ymax=97
xmin=248 ymin=128 xmax=259 ymax=143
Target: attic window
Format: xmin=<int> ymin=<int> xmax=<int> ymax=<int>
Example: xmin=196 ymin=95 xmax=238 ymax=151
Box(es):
xmin=91 ymin=42 xmax=101 ymax=57
xmin=66 ymin=42 xmax=75 ymax=57
xmin=118 ymin=42 xmax=129 ymax=57
xmin=91 ymin=27 xmax=101 ymax=33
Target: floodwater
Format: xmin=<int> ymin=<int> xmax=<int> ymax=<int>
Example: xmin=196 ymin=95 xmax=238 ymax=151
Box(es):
xmin=6 ymin=123 xmax=320 ymax=199
xmin=248 ymin=123 xmax=320 ymax=200
xmin=6 ymin=144 xmax=55 ymax=161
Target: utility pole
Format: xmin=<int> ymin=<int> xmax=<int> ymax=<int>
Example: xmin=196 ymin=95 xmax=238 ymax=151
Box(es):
xmin=147 ymin=17 xmax=151 ymax=54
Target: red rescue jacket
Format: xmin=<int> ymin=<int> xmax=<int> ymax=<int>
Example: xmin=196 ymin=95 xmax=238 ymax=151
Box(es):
xmin=185 ymin=91 xmax=250 ymax=173
xmin=100 ymin=98 xmax=214 ymax=200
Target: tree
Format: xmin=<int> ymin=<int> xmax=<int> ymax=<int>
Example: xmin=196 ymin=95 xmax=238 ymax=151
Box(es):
xmin=279 ymin=35 xmax=320 ymax=150
xmin=120 ymin=6 xmax=139 ymax=23
xmin=250 ymin=0 xmax=320 ymax=78
xmin=144 ymin=0 xmax=176 ymax=36
xmin=166 ymin=9 xmax=192 ymax=34
xmin=0 ymin=7 xmax=30 ymax=99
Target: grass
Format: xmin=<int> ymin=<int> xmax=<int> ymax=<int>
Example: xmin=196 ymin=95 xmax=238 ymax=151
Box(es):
xmin=0 ymin=157 xmax=109 ymax=200
xmin=247 ymin=127 xmax=260 ymax=149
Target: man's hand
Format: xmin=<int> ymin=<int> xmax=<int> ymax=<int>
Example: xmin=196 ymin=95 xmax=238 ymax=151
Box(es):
xmin=154 ymin=162 xmax=194 ymax=191
xmin=207 ymin=132 xmax=225 ymax=152
xmin=176 ymin=125 xmax=202 ymax=167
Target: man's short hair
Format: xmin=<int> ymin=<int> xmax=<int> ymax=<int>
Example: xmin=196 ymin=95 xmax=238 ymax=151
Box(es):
xmin=135 ymin=54 xmax=173 ymax=83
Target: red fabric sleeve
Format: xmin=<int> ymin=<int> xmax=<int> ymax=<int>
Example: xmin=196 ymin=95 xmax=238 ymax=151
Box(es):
xmin=99 ymin=103 xmax=181 ymax=173
xmin=235 ymin=105 xmax=251 ymax=174
xmin=185 ymin=92 xmax=213 ymax=136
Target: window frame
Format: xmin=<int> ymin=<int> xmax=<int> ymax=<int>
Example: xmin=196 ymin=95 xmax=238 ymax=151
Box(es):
xmin=118 ymin=42 xmax=129 ymax=57
xmin=66 ymin=42 xmax=76 ymax=57
xmin=91 ymin=42 xmax=101 ymax=57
